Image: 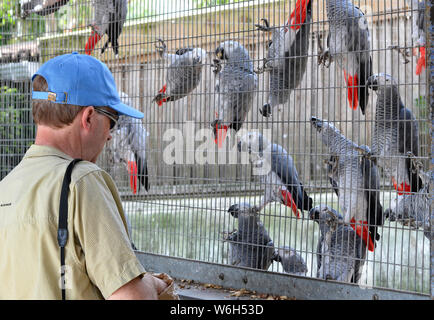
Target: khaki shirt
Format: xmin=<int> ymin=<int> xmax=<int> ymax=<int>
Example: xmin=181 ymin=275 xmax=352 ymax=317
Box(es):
xmin=0 ymin=145 xmax=146 ymax=299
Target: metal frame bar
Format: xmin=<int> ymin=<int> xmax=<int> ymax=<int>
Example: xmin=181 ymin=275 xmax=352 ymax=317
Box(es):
xmin=136 ymin=251 xmax=430 ymax=300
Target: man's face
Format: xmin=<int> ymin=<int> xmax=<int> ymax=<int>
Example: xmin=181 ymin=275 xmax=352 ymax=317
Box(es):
xmin=86 ymin=106 xmax=118 ymax=163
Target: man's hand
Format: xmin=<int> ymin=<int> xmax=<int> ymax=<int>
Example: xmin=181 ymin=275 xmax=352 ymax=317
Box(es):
xmin=107 ymin=273 xmax=177 ymax=300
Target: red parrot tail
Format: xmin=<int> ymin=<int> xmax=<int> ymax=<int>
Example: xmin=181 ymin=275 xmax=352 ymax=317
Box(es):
xmin=127 ymin=161 xmax=138 ymax=195
xmin=280 ymin=189 xmax=300 ymax=218
xmin=156 ymin=84 xmax=167 ymax=106
xmin=415 ymin=46 xmax=426 ymax=76
xmin=350 ymin=218 xmax=375 ymax=252
xmin=343 ymin=70 xmax=359 ymax=110
xmin=85 ymin=31 xmax=102 ymax=55
xmin=392 ymin=177 xmax=412 ymax=196
xmin=288 ymin=0 xmax=310 ymax=30
xmin=214 ymin=124 xmax=228 ymax=149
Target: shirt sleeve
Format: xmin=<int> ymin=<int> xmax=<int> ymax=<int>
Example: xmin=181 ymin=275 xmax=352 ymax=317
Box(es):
xmin=71 ymin=169 xmax=146 ymax=298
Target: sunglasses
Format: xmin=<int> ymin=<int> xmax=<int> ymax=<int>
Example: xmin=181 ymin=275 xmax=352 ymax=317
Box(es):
xmin=95 ymin=107 xmax=119 ymax=131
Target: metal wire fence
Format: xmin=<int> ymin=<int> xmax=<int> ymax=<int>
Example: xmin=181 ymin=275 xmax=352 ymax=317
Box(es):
xmin=0 ymin=0 xmax=432 ymax=299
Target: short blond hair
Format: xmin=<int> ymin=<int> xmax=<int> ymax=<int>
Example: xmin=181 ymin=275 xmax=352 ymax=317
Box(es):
xmin=32 ymin=75 xmax=82 ymax=128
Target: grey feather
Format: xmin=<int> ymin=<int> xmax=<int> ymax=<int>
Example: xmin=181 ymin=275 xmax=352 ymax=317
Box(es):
xmin=225 ymin=203 xmax=276 ymax=270
xmin=238 ymin=132 xmax=313 ymax=213
xmin=106 ymin=92 xmax=150 ymax=192
xmin=20 ymin=0 xmax=69 ymax=18
xmin=386 ymin=170 xmax=432 ymax=239
xmin=321 ymin=0 xmax=373 ymax=114
xmin=212 ymin=41 xmax=257 ymax=136
xmin=368 ymin=73 xmax=422 ymax=193
xmin=406 ymin=0 xmax=426 ymax=46
xmin=275 ymin=246 xmax=308 ymax=276
xmin=154 ymin=40 xmax=207 ymax=104
xmin=309 ymin=204 xmax=367 ymax=283
xmin=310 ymin=117 xmax=383 ymax=246
xmin=256 ymin=0 xmax=312 ymax=117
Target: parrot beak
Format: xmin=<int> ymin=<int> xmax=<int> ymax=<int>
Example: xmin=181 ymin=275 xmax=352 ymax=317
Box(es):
xmin=215 ymin=46 xmax=225 ymax=60
xmin=366 ymin=75 xmax=378 ymax=90
xmin=310 ymin=116 xmax=323 ymax=131
xmin=228 ymin=204 xmax=240 ymax=218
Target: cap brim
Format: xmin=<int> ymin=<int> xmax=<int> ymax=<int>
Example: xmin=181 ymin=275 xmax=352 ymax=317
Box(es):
xmin=110 ymin=102 xmax=144 ymax=119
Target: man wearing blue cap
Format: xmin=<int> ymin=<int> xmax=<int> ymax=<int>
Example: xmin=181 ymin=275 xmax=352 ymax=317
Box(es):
xmin=0 ymin=53 xmax=176 ymax=300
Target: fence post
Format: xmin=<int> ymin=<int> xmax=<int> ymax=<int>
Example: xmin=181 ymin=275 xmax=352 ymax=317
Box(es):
xmin=428 ymin=0 xmax=433 ymax=301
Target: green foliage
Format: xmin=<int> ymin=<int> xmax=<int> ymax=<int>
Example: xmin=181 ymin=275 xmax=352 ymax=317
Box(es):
xmin=127 ymin=0 xmax=153 ymax=20
xmin=0 ymin=86 xmax=35 ymax=179
xmin=0 ymin=0 xmax=17 ymax=44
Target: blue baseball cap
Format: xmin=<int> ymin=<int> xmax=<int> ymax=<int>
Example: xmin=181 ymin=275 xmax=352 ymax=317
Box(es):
xmin=31 ymin=52 xmax=144 ymax=119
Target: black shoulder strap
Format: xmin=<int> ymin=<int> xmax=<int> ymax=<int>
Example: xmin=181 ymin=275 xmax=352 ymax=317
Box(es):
xmin=58 ymin=159 xmax=82 ymax=300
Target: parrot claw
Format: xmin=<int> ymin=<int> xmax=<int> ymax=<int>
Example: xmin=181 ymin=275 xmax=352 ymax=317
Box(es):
xmin=255 ymin=58 xmax=272 ymax=74
xmin=255 ymin=18 xmax=271 ymax=32
xmin=222 ymin=229 xmax=238 ymax=241
xmin=388 ymin=45 xmax=411 ymax=64
xmin=316 ymin=34 xmax=332 ymax=67
xmin=88 ymin=23 xmax=102 ymax=35
xmin=407 ymin=151 xmax=424 ymax=174
xmin=251 ymin=205 xmax=261 ymax=214
xmin=254 ymin=67 xmax=264 ymax=74
xmin=356 ymin=146 xmax=377 ymax=164
xmin=211 ymin=58 xmax=222 ymax=74
xmin=155 ymin=38 xmax=167 ymax=56
xmin=259 ymin=104 xmax=272 ymax=117
xmin=324 ymin=155 xmax=339 ymax=172
xmin=318 ymin=50 xmax=332 ymax=68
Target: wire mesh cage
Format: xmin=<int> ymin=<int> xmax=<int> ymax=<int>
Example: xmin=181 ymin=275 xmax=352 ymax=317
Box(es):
xmin=0 ymin=0 xmax=432 ymax=299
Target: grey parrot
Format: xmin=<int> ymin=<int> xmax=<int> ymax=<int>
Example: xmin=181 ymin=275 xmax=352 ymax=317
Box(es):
xmin=274 ymin=246 xmax=308 ymax=276
xmin=85 ymin=0 xmax=127 ymax=56
xmin=237 ymin=131 xmax=313 ymax=218
xmin=407 ymin=0 xmax=426 ymax=75
xmin=106 ymin=92 xmax=149 ymax=194
xmin=318 ymin=0 xmax=373 ymax=115
xmin=386 ymin=167 xmax=432 ymax=240
xmin=309 ymin=204 xmax=367 ymax=283
xmin=311 ymin=117 xmax=384 ymax=252
xmin=224 ymin=203 xmax=278 ymax=270
xmin=367 ymin=73 xmax=423 ymax=195
xmin=211 ymin=41 xmax=257 ymax=148
xmin=255 ymin=0 xmax=312 ymax=117
xmin=153 ymin=39 xmax=207 ymax=106
xmin=20 ymin=0 xmax=69 ymax=18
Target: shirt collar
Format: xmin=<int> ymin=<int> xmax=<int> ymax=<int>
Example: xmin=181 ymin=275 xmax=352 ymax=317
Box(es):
xmin=24 ymin=144 xmax=74 ymax=162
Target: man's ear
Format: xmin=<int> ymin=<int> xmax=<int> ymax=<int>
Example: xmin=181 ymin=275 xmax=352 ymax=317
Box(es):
xmin=80 ymin=106 xmax=95 ymax=131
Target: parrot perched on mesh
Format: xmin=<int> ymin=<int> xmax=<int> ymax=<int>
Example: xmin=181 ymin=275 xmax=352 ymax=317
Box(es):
xmin=106 ymin=92 xmax=149 ymax=195
xmin=255 ymin=0 xmax=312 ymax=117
xmin=224 ymin=203 xmax=278 ymax=270
xmin=20 ymin=0 xmax=69 ymax=18
xmin=311 ymin=117 xmax=384 ymax=252
xmin=84 ymin=0 xmax=127 ymax=56
xmin=237 ymin=132 xmax=313 ymax=218
xmin=153 ymin=39 xmax=207 ymax=107
xmin=317 ymin=0 xmax=372 ymax=115
xmin=309 ymin=204 xmax=367 ymax=283
xmin=407 ymin=0 xmax=426 ymax=76
xmin=367 ymin=73 xmax=423 ymax=196
xmin=385 ymin=160 xmax=431 ymax=240
xmin=211 ymin=41 xmax=257 ymax=148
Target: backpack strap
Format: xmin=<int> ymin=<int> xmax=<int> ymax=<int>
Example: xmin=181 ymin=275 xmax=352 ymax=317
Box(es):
xmin=58 ymin=159 xmax=82 ymax=300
